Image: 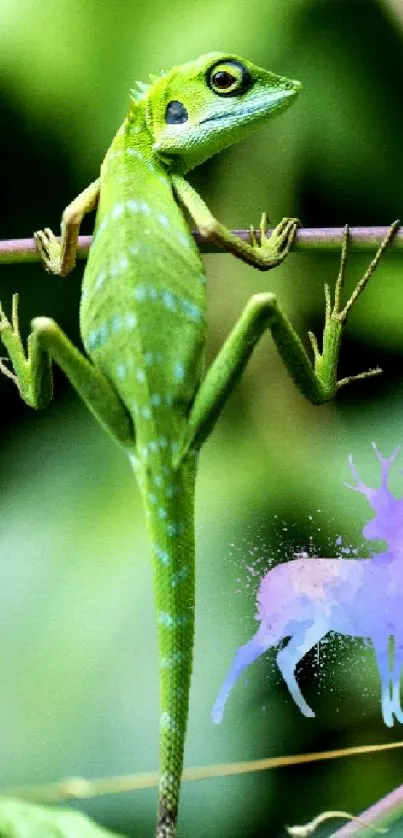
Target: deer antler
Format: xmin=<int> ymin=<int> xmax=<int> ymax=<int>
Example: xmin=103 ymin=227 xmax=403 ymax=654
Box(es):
xmin=372 ymin=441 xmax=401 ymax=488
xmin=345 ymin=453 xmax=375 ymax=500
xmin=346 ymin=444 xmax=401 ymax=510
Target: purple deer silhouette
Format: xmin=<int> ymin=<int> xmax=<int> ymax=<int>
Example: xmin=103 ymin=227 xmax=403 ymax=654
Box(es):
xmin=212 ymin=443 xmax=403 ymax=727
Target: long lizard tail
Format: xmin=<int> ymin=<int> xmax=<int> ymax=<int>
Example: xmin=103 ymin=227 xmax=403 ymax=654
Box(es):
xmin=142 ymin=458 xmax=196 ymax=838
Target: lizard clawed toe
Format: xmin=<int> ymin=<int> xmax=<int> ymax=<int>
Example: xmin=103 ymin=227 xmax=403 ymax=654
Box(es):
xmin=272 ymin=217 xmax=299 ymax=252
xmin=34 ymin=228 xmax=62 ymax=273
xmin=0 ymin=305 xmax=13 ymax=335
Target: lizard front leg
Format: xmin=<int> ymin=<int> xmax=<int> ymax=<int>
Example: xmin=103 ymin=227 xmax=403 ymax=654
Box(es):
xmin=172 ymin=174 xmax=298 ymax=270
xmin=34 ymin=178 xmax=100 ymax=276
xmin=0 ymin=295 xmax=133 ymax=448
xmin=179 ymin=221 xmax=399 ymax=458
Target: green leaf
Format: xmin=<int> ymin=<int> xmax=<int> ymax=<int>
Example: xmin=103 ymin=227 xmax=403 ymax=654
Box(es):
xmin=0 ymin=798 xmax=126 ymax=838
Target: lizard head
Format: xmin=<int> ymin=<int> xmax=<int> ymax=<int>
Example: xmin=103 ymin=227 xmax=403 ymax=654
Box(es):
xmin=133 ymin=52 xmax=301 ymax=173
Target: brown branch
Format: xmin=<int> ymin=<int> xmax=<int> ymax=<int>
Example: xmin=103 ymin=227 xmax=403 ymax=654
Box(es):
xmin=1 ymin=226 xmax=403 ymax=265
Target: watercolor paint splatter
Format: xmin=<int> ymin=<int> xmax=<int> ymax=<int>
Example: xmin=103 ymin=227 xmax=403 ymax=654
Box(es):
xmin=212 ymin=443 xmax=403 ymax=727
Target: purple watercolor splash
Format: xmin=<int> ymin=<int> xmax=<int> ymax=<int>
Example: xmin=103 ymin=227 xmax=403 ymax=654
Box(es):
xmin=212 ymin=443 xmax=403 ymax=728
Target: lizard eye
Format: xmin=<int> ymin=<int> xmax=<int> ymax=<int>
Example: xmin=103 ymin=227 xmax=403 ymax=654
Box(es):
xmin=212 ymin=70 xmax=237 ymax=90
xmin=208 ymin=60 xmax=252 ymax=97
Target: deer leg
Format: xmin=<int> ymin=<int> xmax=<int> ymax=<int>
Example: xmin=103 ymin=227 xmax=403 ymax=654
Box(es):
xmin=391 ymin=640 xmax=403 ymax=724
xmin=373 ymin=641 xmax=394 ymax=727
xmin=276 ymin=623 xmax=326 ymax=718
xmin=212 ymin=626 xmax=273 ymax=724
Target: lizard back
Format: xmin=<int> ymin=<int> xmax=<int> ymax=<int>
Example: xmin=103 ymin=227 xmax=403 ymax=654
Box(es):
xmin=80 ymin=106 xmax=207 ymax=455
xmin=79 ymin=103 xmax=208 ymax=836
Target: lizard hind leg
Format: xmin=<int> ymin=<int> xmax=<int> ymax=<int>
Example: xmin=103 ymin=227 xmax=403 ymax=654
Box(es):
xmin=0 ymin=296 xmax=133 ymax=448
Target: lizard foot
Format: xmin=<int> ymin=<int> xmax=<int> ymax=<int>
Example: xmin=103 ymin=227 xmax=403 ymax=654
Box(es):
xmin=249 ymin=213 xmax=299 ymax=267
xmin=34 ymin=227 xmax=63 ymax=275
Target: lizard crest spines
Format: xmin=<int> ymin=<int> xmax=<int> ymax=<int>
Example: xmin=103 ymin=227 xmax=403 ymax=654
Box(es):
xmin=130 ymin=69 xmax=168 ymax=102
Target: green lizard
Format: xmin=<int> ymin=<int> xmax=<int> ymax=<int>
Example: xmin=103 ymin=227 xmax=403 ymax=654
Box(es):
xmin=0 ymin=52 xmax=397 ymax=838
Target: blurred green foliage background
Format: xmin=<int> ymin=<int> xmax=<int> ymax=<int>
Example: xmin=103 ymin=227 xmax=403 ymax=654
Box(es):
xmin=1 ymin=0 xmax=403 ymax=835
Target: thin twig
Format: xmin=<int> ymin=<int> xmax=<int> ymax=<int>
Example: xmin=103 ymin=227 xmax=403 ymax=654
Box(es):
xmin=286 ymin=810 xmax=387 ymax=836
xmin=2 ymin=740 xmax=403 ymax=804
xmin=330 ymin=783 xmax=403 ymax=836
xmin=1 ymin=226 xmax=403 ymax=265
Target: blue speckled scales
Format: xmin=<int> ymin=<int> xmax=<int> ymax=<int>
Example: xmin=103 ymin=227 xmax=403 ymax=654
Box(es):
xmin=80 ymin=121 xmax=207 ymax=436
xmin=80 ymin=112 xmax=207 ymax=830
